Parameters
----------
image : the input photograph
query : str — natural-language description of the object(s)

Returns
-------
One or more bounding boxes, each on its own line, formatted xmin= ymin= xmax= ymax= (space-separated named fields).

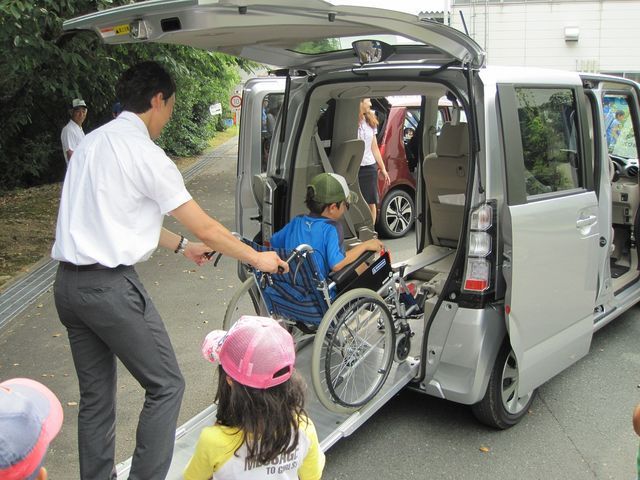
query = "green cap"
xmin=308 ymin=173 xmax=358 ymax=205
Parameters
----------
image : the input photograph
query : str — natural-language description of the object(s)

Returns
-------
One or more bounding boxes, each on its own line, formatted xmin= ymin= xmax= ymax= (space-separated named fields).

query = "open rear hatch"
xmin=63 ymin=0 xmax=485 ymax=70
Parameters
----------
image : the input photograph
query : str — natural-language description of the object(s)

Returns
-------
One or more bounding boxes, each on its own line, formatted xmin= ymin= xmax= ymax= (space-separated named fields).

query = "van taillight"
xmin=463 ymin=203 xmax=495 ymax=293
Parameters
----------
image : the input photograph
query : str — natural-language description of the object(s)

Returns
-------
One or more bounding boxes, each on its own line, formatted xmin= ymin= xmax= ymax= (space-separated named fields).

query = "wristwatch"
xmin=175 ymin=235 xmax=189 ymax=254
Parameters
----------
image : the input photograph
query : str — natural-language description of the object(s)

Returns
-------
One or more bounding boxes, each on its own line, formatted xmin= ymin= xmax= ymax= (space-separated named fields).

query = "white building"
xmin=448 ymin=0 xmax=640 ymax=80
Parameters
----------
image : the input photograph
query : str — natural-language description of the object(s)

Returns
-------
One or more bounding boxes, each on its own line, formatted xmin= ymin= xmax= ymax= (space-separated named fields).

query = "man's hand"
xmin=183 ymin=242 xmax=214 ymax=266
xmin=253 ymin=251 xmax=289 ymax=273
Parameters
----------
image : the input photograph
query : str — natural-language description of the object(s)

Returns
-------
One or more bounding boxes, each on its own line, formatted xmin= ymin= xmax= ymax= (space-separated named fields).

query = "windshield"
xmin=291 ymin=34 xmax=422 ymax=54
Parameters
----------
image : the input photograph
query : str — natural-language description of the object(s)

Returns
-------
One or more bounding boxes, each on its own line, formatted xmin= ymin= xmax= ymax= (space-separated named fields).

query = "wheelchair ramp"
xmin=115 ymin=346 xmax=419 ymax=478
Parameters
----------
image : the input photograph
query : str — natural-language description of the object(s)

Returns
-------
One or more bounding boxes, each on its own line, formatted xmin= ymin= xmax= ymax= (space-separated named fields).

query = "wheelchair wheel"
xmin=311 ymin=288 xmax=395 ymax=413
xmin=223 ymin=278 xmax=267 ymax=330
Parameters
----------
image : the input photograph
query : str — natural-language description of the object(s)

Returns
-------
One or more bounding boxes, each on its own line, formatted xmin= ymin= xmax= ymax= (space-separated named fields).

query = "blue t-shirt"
xmin=270 ymin=214 xmax=345 ymax=279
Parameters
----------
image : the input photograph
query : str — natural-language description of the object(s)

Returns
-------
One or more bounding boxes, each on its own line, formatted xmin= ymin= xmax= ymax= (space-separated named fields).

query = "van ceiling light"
xmin=564 ymin=26 xmax=579 ymax=42
xmin=328 ymin=12 xmax=336 ymax=22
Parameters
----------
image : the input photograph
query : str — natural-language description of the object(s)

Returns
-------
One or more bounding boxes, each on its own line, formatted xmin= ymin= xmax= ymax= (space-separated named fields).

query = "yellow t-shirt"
xmin=184 ymin=415 xmax=325 ymax=480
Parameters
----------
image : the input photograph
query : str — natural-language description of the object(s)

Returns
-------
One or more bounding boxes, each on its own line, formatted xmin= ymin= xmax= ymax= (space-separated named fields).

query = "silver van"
xmin=66 ymin=0 xmax=640 ymax=443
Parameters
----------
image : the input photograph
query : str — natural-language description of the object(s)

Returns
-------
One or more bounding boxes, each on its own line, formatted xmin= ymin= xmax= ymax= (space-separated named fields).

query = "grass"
xmin=0 ymin=126 xmax=238 ymax=292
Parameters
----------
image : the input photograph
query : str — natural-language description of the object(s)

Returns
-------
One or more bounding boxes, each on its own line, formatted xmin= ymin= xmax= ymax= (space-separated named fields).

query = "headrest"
xmin=436 ymin=123 xmax=469 ymax=157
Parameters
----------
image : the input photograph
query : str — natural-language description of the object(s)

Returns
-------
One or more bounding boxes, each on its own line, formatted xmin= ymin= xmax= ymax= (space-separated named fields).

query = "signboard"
xmin=230 ymin=94 xmax=242 ymax=110
xmin=209 ymin=103 xmax=222 ymax=116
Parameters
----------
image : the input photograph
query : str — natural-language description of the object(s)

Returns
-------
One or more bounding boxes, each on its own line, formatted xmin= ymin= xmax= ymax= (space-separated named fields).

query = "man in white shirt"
xmin=60 ymin=98 xmax=87 ymax=164
xmin=52 ymin=61 xmax=288 ymax=480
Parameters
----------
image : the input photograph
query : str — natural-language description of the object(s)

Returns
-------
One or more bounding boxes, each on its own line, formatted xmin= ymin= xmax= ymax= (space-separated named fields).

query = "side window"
xmin=316 ymin=99 xmax=336 ymax=157
xmin=603 ymin=94 xmax=637 ymax=159
xmin=260 ymin=93 xmax=284 ymax=171
xmin=404 ymin=107 xmax=421 ymax=172
xmin=515 ymin=88 xmax=582 ymax=197
xmin=403 ymin=107 xmax=420 ymax=140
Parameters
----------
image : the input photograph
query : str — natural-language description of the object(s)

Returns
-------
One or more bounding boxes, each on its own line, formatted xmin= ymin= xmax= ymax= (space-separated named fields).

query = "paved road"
xmin=1 ymin=138 xmax=639 ymax=479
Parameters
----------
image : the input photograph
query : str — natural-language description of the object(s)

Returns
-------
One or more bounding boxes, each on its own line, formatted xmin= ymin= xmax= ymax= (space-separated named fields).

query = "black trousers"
xmin=54 ymin=264 xmax=185 ymax=480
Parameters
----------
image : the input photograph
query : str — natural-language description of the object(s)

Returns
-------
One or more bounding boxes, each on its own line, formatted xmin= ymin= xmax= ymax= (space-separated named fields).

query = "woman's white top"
xmin=357 ymin=119 xmax=378 ymax=167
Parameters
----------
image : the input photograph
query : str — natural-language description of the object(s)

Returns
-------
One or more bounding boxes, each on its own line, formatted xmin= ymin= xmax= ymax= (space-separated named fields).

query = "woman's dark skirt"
xmin=358 ymin=164 xmax=378 ymax=205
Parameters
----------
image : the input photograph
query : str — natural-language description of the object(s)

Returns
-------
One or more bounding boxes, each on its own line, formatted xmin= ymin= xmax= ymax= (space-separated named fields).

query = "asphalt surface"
xmin=1 ymin=136 xmax=639 ymax=479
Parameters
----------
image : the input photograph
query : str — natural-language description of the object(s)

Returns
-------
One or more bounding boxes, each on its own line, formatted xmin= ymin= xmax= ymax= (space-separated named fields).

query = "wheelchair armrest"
xmin=328 ymin=249 xmax=375 ymax=292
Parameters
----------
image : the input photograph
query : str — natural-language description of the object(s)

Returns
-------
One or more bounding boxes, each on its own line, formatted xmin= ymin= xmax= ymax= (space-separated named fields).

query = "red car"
xmin=372 ymin=96 xmax=420 ymax=238
xmin=373 ymin=96 xmax=453 ymax=238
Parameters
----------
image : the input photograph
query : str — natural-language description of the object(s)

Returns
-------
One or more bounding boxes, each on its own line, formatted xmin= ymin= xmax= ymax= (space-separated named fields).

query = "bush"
xmin=0 ymin=1 xmax=241 ymax=191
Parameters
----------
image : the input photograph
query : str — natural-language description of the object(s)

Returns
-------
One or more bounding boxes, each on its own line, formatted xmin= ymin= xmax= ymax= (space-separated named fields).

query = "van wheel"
xmin=378 ymin=189 xmax=414 ymax=238
xmin=471 ymin=342 xmax=536 ymax=429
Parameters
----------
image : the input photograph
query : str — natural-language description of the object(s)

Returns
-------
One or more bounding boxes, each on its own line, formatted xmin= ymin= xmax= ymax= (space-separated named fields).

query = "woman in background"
xmin=358 ymin=98 xmax=390 ymax=226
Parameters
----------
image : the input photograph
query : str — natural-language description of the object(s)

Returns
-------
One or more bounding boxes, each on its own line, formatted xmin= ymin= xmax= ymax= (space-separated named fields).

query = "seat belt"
xmin=313 ymin=133 xmax=357 ymax=237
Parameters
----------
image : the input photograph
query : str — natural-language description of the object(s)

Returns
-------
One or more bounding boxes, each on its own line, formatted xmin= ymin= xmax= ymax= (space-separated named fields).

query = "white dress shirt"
xmin=52 ymin=111 xmax=192 ymax=267
xmin=60 ymin=119 xmax=85 ymax=164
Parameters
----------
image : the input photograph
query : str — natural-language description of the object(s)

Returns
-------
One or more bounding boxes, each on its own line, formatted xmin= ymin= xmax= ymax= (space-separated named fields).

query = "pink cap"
xmin=201 ymin=316 xmax=295 ymax=389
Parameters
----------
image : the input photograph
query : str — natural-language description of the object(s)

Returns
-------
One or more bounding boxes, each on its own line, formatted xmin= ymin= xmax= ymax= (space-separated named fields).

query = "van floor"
xmin=610 ymin=258 xmax=630 ymax=278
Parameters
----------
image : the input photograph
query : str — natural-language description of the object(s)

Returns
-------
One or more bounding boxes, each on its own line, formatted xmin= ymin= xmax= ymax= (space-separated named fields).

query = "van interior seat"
xmin=328 ymin=138 xmax=375 ymax=237
xmin=423 ymin=123 xmax=469 ymax=247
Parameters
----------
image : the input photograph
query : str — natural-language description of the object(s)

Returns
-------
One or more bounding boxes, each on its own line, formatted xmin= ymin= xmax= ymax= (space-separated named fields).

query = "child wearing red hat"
xmin=0 ymin=378 xmax=63 ymax=480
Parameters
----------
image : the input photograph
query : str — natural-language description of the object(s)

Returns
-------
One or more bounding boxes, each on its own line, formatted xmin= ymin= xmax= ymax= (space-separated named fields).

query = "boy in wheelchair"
xmin=232 ymin=174 xmax=414 ymax=412
xmin=270 ymin=172 xmax=384 ymax=282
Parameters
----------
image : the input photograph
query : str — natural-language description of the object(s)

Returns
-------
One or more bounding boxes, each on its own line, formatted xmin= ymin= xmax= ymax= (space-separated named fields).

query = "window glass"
xmin=404 ymin=107 xmax=421 ymax=172
xmin=260 ymin=93 xmax=284 ymax=171
xmin=403 ymin=107 xmax=420 ymax=141
xmin=291 ymin=35 xmax=422 ymax=54
xmin=603 ymin=94 xmax=637 ymax=159
xmin=515 ymin=88 xmax=582 ymax=197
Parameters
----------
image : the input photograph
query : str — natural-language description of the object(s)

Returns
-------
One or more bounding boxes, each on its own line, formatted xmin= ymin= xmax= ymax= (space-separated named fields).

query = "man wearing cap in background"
xmin=0 ymin=378 xmax=63 ymax=480
xmin=60 ymin=98 xmax=87 ymax=164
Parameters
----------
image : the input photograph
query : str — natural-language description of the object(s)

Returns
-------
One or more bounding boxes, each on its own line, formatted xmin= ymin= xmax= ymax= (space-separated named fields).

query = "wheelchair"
xmin=223 ymin=239 xmax=417 ymax=414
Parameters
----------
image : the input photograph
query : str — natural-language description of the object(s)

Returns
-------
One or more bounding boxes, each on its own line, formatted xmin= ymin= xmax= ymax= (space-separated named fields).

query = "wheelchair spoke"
xmin=324 ymin=300 xmax=391 ymax=404
xmin=312 ymin=288 xmax=396 ymax=411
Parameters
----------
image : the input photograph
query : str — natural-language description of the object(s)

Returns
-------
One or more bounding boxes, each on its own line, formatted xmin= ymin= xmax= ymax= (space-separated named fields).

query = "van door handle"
xmin=576 ymin=215 xmax=597 ymax=229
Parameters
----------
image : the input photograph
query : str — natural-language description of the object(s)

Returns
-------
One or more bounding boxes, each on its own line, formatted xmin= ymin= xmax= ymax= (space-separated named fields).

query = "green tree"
xmin=0 ymin=0 xmax=241 ymax=190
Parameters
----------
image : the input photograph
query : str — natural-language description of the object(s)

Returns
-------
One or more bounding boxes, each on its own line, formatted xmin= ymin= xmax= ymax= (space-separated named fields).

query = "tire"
xmin=378 ymin=189 xmax=415 ymax=238
xmin=471 ymin=341 xmax=537 ymax=429
xmin=311 ymin=288 xmax=395 ymax=414
xmin=223 ymin=278 xmax=266 ymax=330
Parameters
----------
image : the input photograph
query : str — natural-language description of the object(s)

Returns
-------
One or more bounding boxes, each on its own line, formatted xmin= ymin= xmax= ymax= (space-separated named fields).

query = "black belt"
xmin=59 ymin=261 xmax=123 ymax=271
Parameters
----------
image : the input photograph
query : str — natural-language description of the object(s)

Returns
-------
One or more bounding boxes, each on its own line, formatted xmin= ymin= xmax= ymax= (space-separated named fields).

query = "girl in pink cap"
xmin=184 ymin=315 xmax=325 ymax=480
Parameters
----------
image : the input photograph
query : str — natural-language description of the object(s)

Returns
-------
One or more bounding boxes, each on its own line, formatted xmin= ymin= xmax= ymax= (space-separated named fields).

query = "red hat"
xmin=0 ymin=378 xmax=63 ymax=480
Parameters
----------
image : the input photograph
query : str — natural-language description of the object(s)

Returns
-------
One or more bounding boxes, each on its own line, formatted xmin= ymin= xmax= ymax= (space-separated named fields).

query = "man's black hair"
xmin=116 ymin=61 xmax=176 ymax=114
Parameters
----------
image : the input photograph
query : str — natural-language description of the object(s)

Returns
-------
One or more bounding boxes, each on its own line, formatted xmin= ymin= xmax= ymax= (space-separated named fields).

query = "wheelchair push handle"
xmin=277 ymin=244 xmax=314 ymax=276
